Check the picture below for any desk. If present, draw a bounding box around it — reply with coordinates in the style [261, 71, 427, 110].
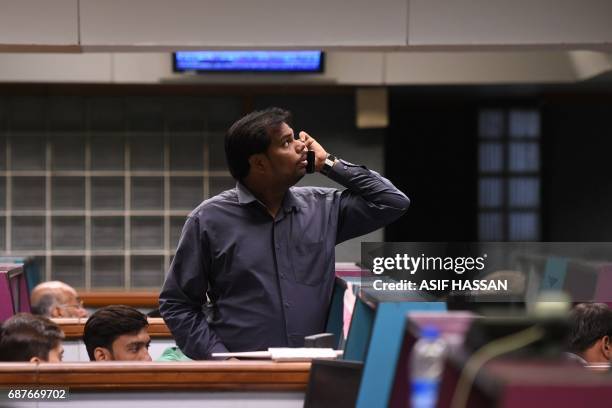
[438, 357, 612, 408]
[0, 361, 310, 407]
[79, 291, 159, 308]
[53, 317, 171, 340]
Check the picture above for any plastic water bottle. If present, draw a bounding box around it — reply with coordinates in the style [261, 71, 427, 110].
[410, 325, 447, 408]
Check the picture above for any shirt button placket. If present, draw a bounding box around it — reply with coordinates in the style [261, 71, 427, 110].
[276, 242, 285, 279]
[274, 222, 292, 341]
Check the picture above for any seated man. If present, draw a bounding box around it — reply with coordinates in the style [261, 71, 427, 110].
[30, 280, 88, 318]
[83, 305, 152, 361]
[0, 313, 64, 363]
[566, 303, 612, 365]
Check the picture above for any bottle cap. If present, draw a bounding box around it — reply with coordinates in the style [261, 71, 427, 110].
[420, 325, 440, 340]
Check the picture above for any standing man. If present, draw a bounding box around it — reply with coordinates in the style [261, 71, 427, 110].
[159, 107, 409, 359]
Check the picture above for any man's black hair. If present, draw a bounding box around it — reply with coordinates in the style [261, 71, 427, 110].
[83, 305, 148, 361]
[0, 313, 64, 362]
[225, 107, 292, 181]
[568, 303, 612, 353]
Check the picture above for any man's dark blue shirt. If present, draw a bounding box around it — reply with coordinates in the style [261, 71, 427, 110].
[159, 160, 409, 359]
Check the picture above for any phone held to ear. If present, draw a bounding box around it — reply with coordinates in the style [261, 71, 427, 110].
[296, 131, 316, 174]
[306, 150, 315, 173]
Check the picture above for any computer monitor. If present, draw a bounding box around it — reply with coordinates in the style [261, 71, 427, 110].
[303, 359, 363, 408]
[0, 264, 30, 321]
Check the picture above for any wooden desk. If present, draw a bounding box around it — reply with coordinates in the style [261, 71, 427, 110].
[79, 291, 159, 308]
[52, 317, 172, 340]
[437, 357, 612, 408]
[0, 361, 311, 391]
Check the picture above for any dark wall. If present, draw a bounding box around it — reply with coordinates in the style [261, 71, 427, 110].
[386, 85, 612, 243]
[386, 90, 478, 241]
[542, 101, 612, 241]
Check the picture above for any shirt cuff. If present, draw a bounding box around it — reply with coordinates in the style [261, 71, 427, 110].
[326, 159, 367, 185]
[207, 341, 230, 360]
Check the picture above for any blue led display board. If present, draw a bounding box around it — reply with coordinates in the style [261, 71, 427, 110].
[173, 50, 324, 73]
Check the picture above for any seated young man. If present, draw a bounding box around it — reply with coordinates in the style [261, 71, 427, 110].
[83, 305, 152, 361]
[566, 303, 612, 365]
[0, 313, 64, 363]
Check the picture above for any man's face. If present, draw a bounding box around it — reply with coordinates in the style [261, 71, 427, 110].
[262, 122, 307, 187]
[109, 328, 152, 361]
[46, 343, 64, 363]
[58, 288, 88, 318]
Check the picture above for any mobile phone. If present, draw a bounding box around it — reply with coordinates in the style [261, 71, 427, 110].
[306, 150, 315, 173]
[295, 131, 316, 173]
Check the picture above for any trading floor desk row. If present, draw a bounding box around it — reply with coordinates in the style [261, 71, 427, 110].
[2, 262, 612, 407]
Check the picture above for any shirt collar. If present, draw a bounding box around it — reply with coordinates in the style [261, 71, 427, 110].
[236, 182, 306, 213]
[282, 187, 307, 213]
[564, 352, 588, 365]
[236, 182, 258, 205]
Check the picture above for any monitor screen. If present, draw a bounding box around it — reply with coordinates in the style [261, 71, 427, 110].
[303, 359, 363, 408]
[173, 50, 324, 73]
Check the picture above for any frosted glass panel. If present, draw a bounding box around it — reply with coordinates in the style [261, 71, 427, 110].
[12, 177, 45, 210]
[478, 110, 504, 139]
[10, 134, 46, 170]
[51, 134, 85, 170]
[509, 178, 540, 207]
[12, 217, 45, 250]
[92, 257, 124, 288]
[509, 143, 539, 172]
[509, 212, 539, 241]
[479, 143, 503, 172]
[478, 213, 503, 241]
[132, 178, 163, 210]
[52, 257, 85, 288]
[92, 178, 124, 210]
[170, 177, 203, 210]
[52, 177, 85, 210]
[92, 217, 124, 249]
[131, 217, 163, 249]
[479, 178, 503, 208]
[509, 110, 540, 138]
[131, 256, 164, 288]
[52, 217, 85, 250]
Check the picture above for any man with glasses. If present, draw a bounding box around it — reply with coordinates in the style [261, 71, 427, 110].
[30, 281, 88, 318]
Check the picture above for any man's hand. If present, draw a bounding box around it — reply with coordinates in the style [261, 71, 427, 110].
[298, 131, 328, 172]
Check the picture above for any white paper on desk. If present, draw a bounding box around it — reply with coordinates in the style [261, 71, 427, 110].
[211, 350, 272, 359]
[212, 348, 343, 361]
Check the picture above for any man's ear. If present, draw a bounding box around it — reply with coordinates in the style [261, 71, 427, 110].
[248, 153, 268, 174]
[94, 347, 113, 361]
[50, 306, 63, 318]
[602, 335, 611, 359]
[29, 356, 42, 363]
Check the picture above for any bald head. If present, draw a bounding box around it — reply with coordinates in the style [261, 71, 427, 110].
[31, 281, 88, 318]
